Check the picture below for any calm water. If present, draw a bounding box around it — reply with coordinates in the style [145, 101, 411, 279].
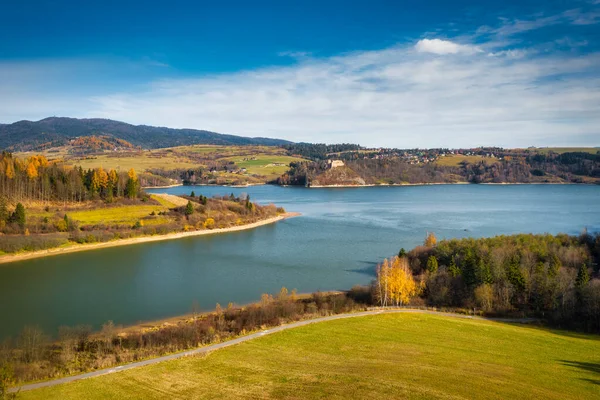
[1, 184, 599, 339]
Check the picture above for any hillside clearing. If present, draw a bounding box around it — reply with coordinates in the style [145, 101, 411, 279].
[19, 313, 600, 399]
[435, 155, 499, 167]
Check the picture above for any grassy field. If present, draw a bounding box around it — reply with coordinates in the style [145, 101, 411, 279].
[435, 155, 499, 167]
[17, 144, 307, 183]
[223, 154, 306, 177]
[533, 147, 599, 155]
[71, 153, 200, 171]
[20, 313, 600, 399]
[67, 204, 166, 225]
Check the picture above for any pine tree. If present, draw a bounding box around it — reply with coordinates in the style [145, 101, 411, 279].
[448, 258, 461, 277]
[576, 264, 590, 289]
[426, 255, 438, 274]
[13, 202, 26, 229]
[185, 201, 194, 216]
[126, 168, 139, 199]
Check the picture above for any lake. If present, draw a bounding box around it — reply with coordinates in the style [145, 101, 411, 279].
[1, 184, 599, 339]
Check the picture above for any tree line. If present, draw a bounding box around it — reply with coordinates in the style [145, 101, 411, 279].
[374, 231, 600, 332]
[0, 152, 140, 203]
[277, 151, 600, 186]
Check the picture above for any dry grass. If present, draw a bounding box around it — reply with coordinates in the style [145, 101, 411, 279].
[435, 155, 499, 166]
[19, 313, 600, 400]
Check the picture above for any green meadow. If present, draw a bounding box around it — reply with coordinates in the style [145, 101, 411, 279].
[20, 313, 600, 399]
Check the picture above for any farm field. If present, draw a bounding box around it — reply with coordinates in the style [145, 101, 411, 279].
[27, 195, 172, 226]
[435, 154, 499, 166]
[16, 144, 308, 184]
[20, 313, 600, 400]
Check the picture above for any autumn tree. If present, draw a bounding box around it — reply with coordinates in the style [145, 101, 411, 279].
[89, 170, 100, 196]
[108, 169, 118, 194]
[26, 161, 38, 179]
[376, 256, 418, 307]
[474, 284, 494, 312]
[424, 232, 437, 247]
[97, 167, 109, 194]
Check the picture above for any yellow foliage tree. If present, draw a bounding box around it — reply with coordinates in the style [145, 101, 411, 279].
[97, 167, 109, 189]
[424, 232, 437, 247]
[108, 169, 118, 187]
[376, 256, 417, 307]
[26, 162, 38, 179]
[204, 218, 215, 229]
[90, 170, 100, 194]
[5, 161, 14, 179]
[38, 155, 49, 168]
[127, 168, 137, 181]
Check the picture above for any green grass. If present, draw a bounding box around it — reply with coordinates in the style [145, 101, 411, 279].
[68, 204, 167, 225]
[224, 155, 306, 177]
[20, 313, 600, 399]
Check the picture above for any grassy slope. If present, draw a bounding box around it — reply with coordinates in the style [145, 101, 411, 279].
[435, 155, 499, 167]
[28, 195, 173, 226]
[224, 154, 308, 178]
[17, 145, 308, 183]
[72, 153, 199, 171]
[21, 313, 600, 400]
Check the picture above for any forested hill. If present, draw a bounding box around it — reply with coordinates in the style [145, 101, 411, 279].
[0, 117, 292, 151]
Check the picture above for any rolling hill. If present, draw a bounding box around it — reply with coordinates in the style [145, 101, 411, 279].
[18, 312, 600, 399]
[0, 117, 291, 151]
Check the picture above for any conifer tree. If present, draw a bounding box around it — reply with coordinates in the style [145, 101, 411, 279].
[185, 201, 194, 216]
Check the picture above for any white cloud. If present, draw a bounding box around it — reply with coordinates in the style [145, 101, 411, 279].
[415, 39, 480, 55]
[1, 16, 599, 148]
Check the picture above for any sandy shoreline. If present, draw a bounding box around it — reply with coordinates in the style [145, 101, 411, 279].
[0, 212, 300, 265]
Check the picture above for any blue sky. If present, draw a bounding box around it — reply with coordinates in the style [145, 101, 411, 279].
[1, 0, 599, 147]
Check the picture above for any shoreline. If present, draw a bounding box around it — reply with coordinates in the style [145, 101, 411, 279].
[118, 290, 343, 335]
[0, 212, 301, 265]
[144, 183, 268, 189]
[146, 181, 593, 190]
[307, 181, 585, 188]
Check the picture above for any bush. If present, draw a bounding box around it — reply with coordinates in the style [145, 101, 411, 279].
[0, 233, 69, 253]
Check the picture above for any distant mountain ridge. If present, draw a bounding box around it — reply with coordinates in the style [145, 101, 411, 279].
[0, 117, 292, 151]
